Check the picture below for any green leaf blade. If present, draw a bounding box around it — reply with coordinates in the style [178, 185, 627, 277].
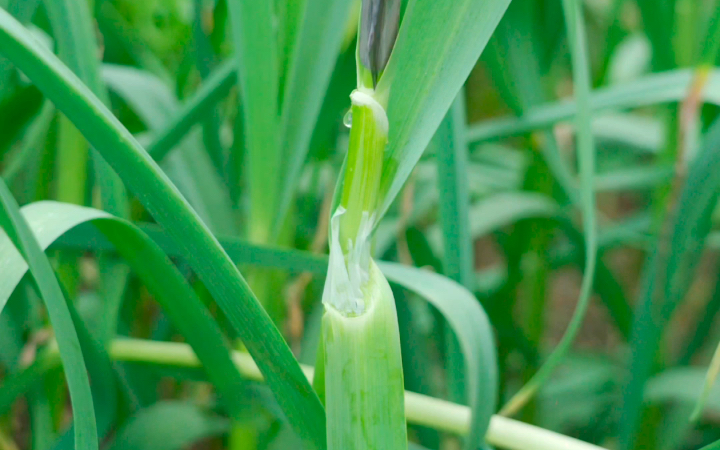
[376, 0, 512, 217]
[0, 179, 98, 450]
[380, 262, 498, 449]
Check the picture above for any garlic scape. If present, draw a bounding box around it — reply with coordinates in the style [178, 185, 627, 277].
[320, 86, 406, 450]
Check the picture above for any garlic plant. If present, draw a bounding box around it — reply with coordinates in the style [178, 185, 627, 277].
[320, 1, 406, 448]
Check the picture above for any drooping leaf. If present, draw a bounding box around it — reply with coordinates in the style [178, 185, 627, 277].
[0, 179, 97, 450]
[380, 262, 497, 450]
[0, 201, 247, 419]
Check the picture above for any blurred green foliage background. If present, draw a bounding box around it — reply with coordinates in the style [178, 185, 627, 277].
[3, 0, 720, 449]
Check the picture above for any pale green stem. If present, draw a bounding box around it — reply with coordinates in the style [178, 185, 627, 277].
[40, 338, 607, 450]
[338, 89, 387, 251]
[323, 260, 406, 450]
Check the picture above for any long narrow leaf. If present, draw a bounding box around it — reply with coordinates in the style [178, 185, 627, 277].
[146, 58, 236, 162]
[436, 97, 474, 288]
[49, 295, 118, 450]
[227, 0, 281, 238]
[375, 0, 512, 218]
[434, 96, 474, 436]
[0, 179, 97, 450]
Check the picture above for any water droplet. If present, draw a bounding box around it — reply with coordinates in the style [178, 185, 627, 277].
[343, 109, 352, 128]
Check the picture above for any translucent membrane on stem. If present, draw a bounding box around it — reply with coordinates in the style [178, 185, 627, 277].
[323, 207, 374, 314]
[323, 260, 406, 450]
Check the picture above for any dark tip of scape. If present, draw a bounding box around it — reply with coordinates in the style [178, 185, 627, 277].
[359, 0, 400, 87]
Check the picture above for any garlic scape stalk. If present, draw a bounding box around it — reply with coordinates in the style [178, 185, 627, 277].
[318, 2, 405, 448]
[320, 87, 406, 449]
